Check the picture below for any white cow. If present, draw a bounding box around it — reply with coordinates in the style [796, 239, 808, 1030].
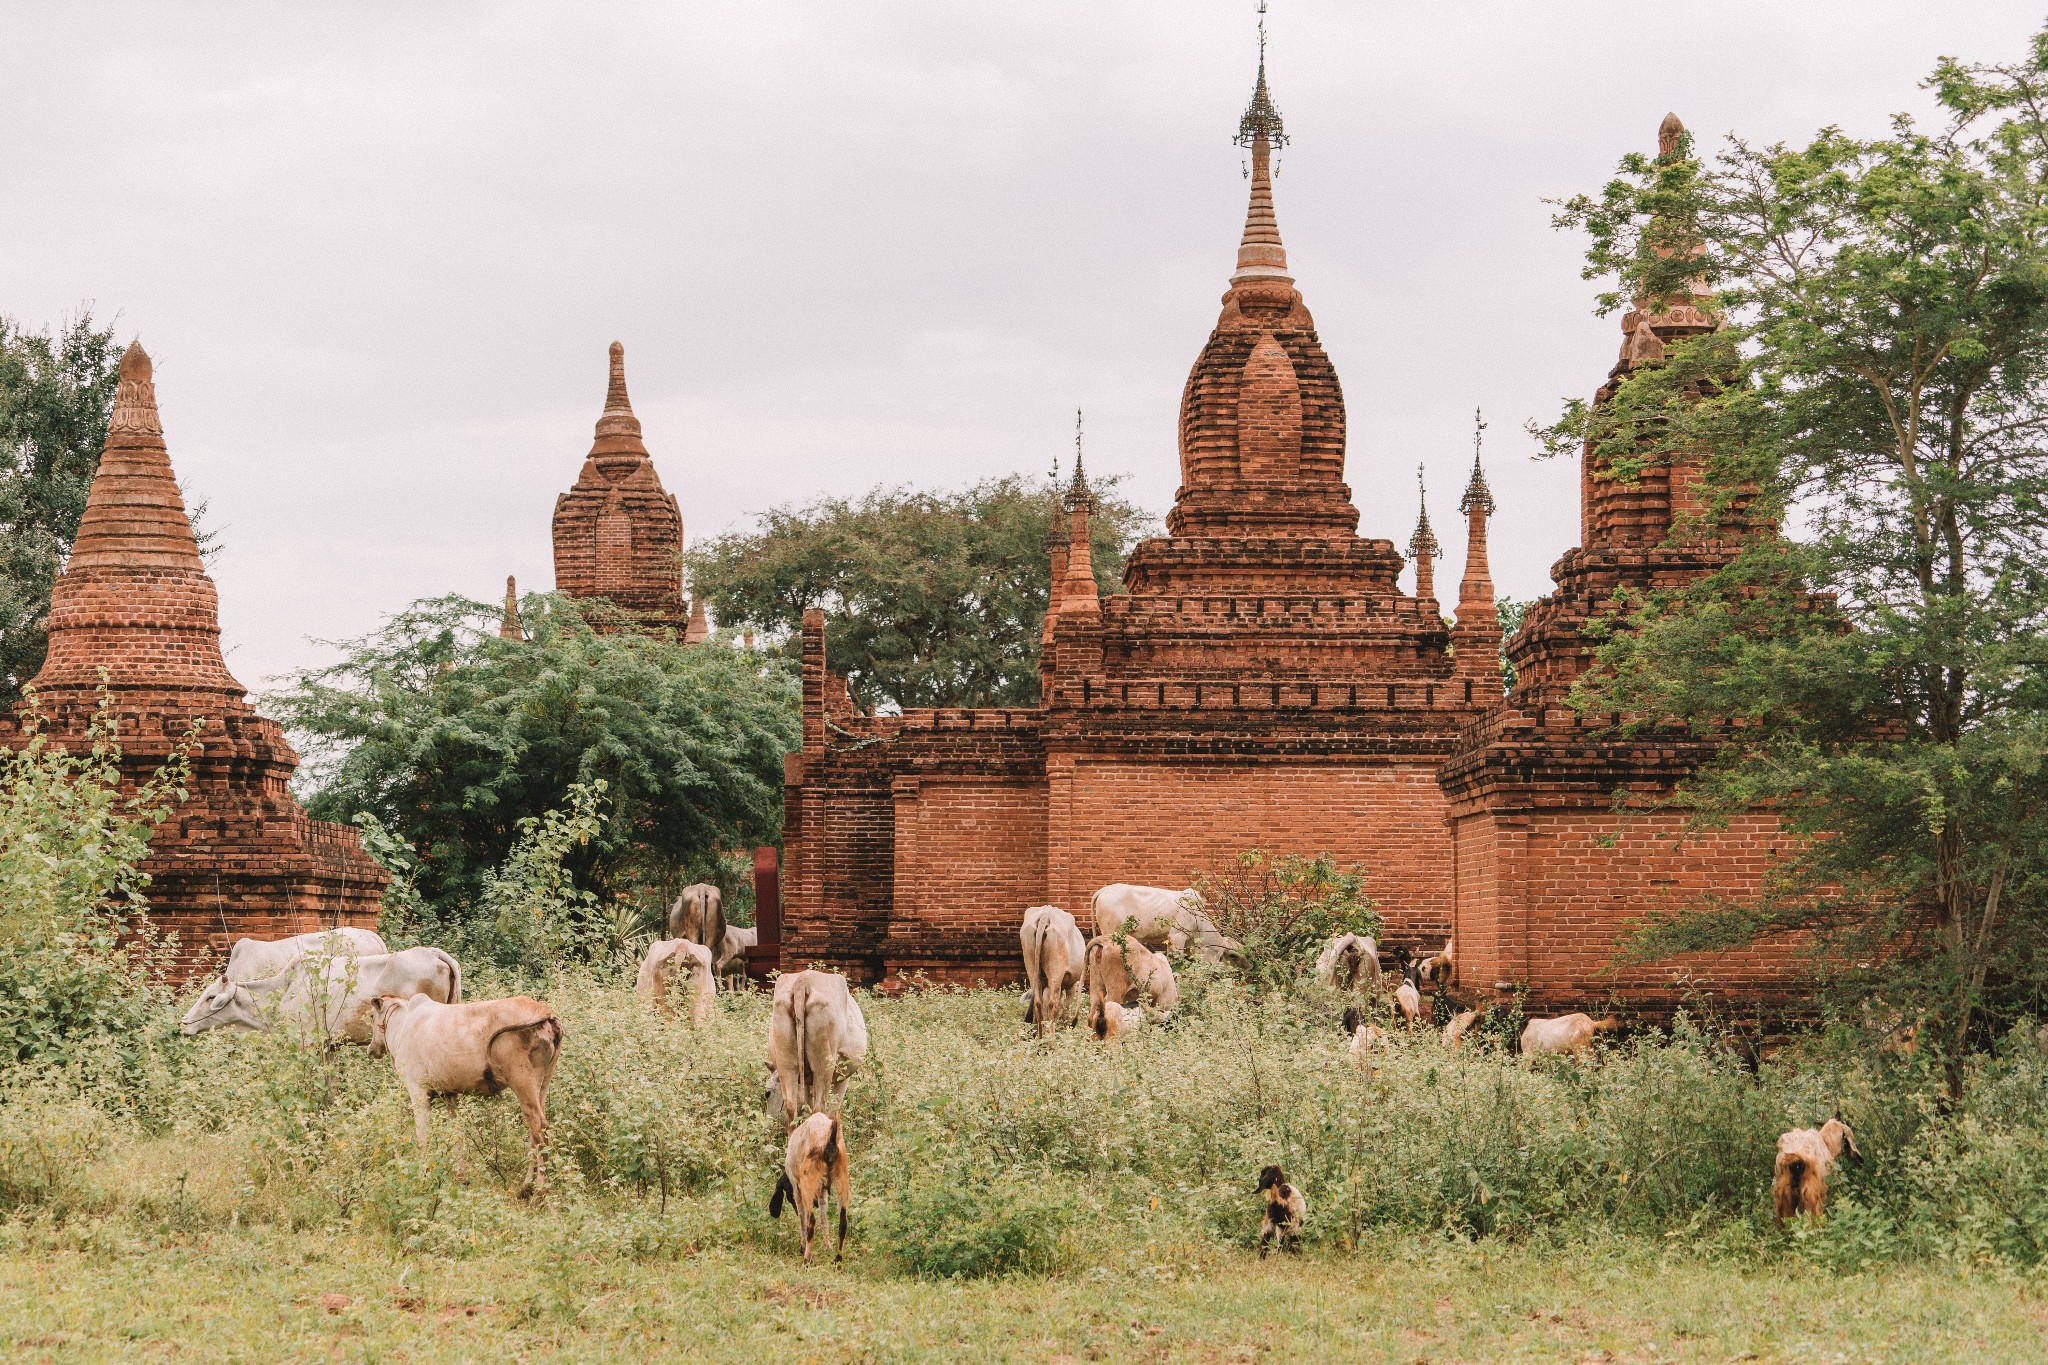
[1088, 884, 1245, 965]
[368, 992, 562, 1198]
[1518, 1013, 1622, 1058]
[766, 970, 869, 1127]
[180, 945, 462, 1043]
[1020, 905, 1088, 1034]
[222, 927, 387, 984]
[1314, 934, 1381, 991]
[637, 938, 716, 1023]
[716, 925, 758, 990]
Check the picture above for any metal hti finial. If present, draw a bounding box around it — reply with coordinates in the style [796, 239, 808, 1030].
[1064, 408, 1094, 510]
[1409, 463, 1440, 560]
[1461, 407, 1496, 516]
[1236, 1, 1287, 150]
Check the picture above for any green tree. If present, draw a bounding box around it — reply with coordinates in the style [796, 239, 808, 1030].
[0, 312, 121, 703]
[271, 593, 799, 911]
[1543, 30, 2048, 1066]
[685, 473, 1151, 711]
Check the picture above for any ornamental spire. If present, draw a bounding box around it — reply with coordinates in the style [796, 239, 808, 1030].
[1409, 464, 1440, 602]
[1454, 409, 1500, 683]
[1460, 408, 1495, 516]
[1230, 3, 1292, 288]
[1064, 407, 1094, 510]
[500, 575, 524, 640]
[589, 340, 650, 474]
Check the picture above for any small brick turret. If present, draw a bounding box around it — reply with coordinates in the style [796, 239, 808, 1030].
[3, 342, 387, 975]
[1452, 413, 1500, 686]
[552, 342, 687, 636]
[1408, 466, 1440, 605]
[499, 575, 524, 640]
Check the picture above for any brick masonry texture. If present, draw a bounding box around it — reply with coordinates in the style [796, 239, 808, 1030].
[2, 343, 387, 978]
[781, 107, 1816, 1015]
[552, 341, 688, 636]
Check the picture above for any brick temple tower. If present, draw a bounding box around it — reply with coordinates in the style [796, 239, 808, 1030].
[1438, 114, 1801, 1011]
[552, 341, 688, 635]
[779, 39, 1493, 984]
[3, 342, 386, 970]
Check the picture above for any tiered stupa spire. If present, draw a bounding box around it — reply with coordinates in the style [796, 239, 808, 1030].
[7, 340, 386, 973]
[500, 575, 524, 640]
[1453, 409, 1500, 683]
[552, 341, 688, 636]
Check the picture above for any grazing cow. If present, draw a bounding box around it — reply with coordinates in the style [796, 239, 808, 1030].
[636, 938, 716, 1023]
[1256, 1165, 1307, 1256]
[668, 882, 727, 956]
[1314, 934, 1381, 992]
[716, 925, 758, 990]
[222, 927, 387, 984]
[767, 970, 869, 1127]
[1088, 884, 1245, 965]
[1020, 905, 1088, 1034]
[1392, 980, 1423, 1029]
[367, 993, 562, 1198]
[1443, 1008, 1482, 1049]
[1773, 1118, 1861, 1224]
[1085, 933, 1179, 1038]
[770, 1111, 851, 1264]
[1518, 1013, 1623, 1058]
[181, 945, 462, 1043]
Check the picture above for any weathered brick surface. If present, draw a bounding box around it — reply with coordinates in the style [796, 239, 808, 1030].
[1, 343, 387, 979]
[551, 342, 687, 635]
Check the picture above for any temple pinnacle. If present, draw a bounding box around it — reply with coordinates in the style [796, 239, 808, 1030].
[1658, 112, 1685, 160]
[1064, 408, 1093, 510]
[1229, 4, 1292, 288]
[1460, 408, 1495, 516]
[1409, 464, 1440, 560]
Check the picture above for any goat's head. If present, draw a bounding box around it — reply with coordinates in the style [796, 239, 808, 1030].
[1822, 1116, 1861, 1163]
[1255, 1164, 1286, 1194]
[1340, 1006, 1363, 1036]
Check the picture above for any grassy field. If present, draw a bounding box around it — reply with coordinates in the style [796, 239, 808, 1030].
[2, 978, 2045, 1362]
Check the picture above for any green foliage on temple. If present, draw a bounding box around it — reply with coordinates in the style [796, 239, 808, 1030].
[0, 312, 120, 704]
[684, 473, 1151, 711]
[1543, 27, 2048, 1071]
[271, 593, 799, 918]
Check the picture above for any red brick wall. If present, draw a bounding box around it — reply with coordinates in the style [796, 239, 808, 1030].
[884, 775, 1048, 986]
[1452, 805, 1805, 1012]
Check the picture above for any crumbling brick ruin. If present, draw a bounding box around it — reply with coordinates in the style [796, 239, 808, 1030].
[552, 341, 691, 635]
[781, 81, 1804, 1009]
[1, 343, 387, 972]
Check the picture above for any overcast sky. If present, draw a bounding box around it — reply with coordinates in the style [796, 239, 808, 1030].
[4, 2, 2042, 690]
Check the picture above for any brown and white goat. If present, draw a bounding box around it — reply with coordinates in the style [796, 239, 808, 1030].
[1255, 1164, 1307, 1256]
[771, 1111, 851, 1263]
[1773, 1118, 1860, 1224]
[1518, 1012, 1622, 1058]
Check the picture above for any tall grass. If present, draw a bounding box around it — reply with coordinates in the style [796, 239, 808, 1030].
[4, 965, 2047, 1279]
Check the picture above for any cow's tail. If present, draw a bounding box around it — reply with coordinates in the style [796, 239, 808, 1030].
[1086, 940, 1109, 1039]
[794, 976, 817, 1115]
[1022, 914, 1048, 1026]
[434, 947, 463, 1004]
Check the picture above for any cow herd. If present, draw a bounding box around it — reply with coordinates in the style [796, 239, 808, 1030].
[176, 877, 1858, 1261]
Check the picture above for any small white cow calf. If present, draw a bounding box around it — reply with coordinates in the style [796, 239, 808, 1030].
[222, 927, 387, 983]
[637, 938, 716, 1023]
[181, 945, 462, 1043]
[1518, 1012, 1622, 1058]
[1089, 884, 1245, 965]
[767, 970, 869, 1127]
[368, 993, 563, 1198]
[1314, 934, 1380, 991]
[716, 925, 758, 990]
[1020, 905, 1088, 1034]
[770, 1111, 851, 1264]
[1085, 933, 1179, 1038]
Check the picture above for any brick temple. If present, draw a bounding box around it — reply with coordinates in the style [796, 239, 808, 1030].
[552, 341, 693, 636]
[780, 74, 1801, 1008]
[2, 343, 386, 969]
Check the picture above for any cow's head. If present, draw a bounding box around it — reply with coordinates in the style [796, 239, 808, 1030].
[366, 994, 407, 1057]
[179, 977, 258, 1035]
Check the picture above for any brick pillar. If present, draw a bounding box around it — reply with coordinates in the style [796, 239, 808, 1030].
[747, 845, 781, 982]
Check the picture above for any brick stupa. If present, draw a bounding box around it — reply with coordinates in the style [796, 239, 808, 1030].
[552, 342, 687, 635]
[3, 342, 386, 971]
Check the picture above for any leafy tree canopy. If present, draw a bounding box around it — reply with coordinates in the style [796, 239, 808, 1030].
[685, 473, 1152, 711]
[1542, 29, 2048, 1061]
[0, 312, 120, 703]
[270, 593, 800, 910]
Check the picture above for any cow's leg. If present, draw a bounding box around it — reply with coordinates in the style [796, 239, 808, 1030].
[514, 1085, 550, 1198]
[405, 1081, 434, 1152]
[433, 1093, 467, 1178]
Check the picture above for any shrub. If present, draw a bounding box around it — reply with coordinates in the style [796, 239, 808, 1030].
[1194, 851, 1381, 990]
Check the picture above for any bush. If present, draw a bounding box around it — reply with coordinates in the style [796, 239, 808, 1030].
[1194, 851, 1381, 990]
[873, 1154, 1076, 1279]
